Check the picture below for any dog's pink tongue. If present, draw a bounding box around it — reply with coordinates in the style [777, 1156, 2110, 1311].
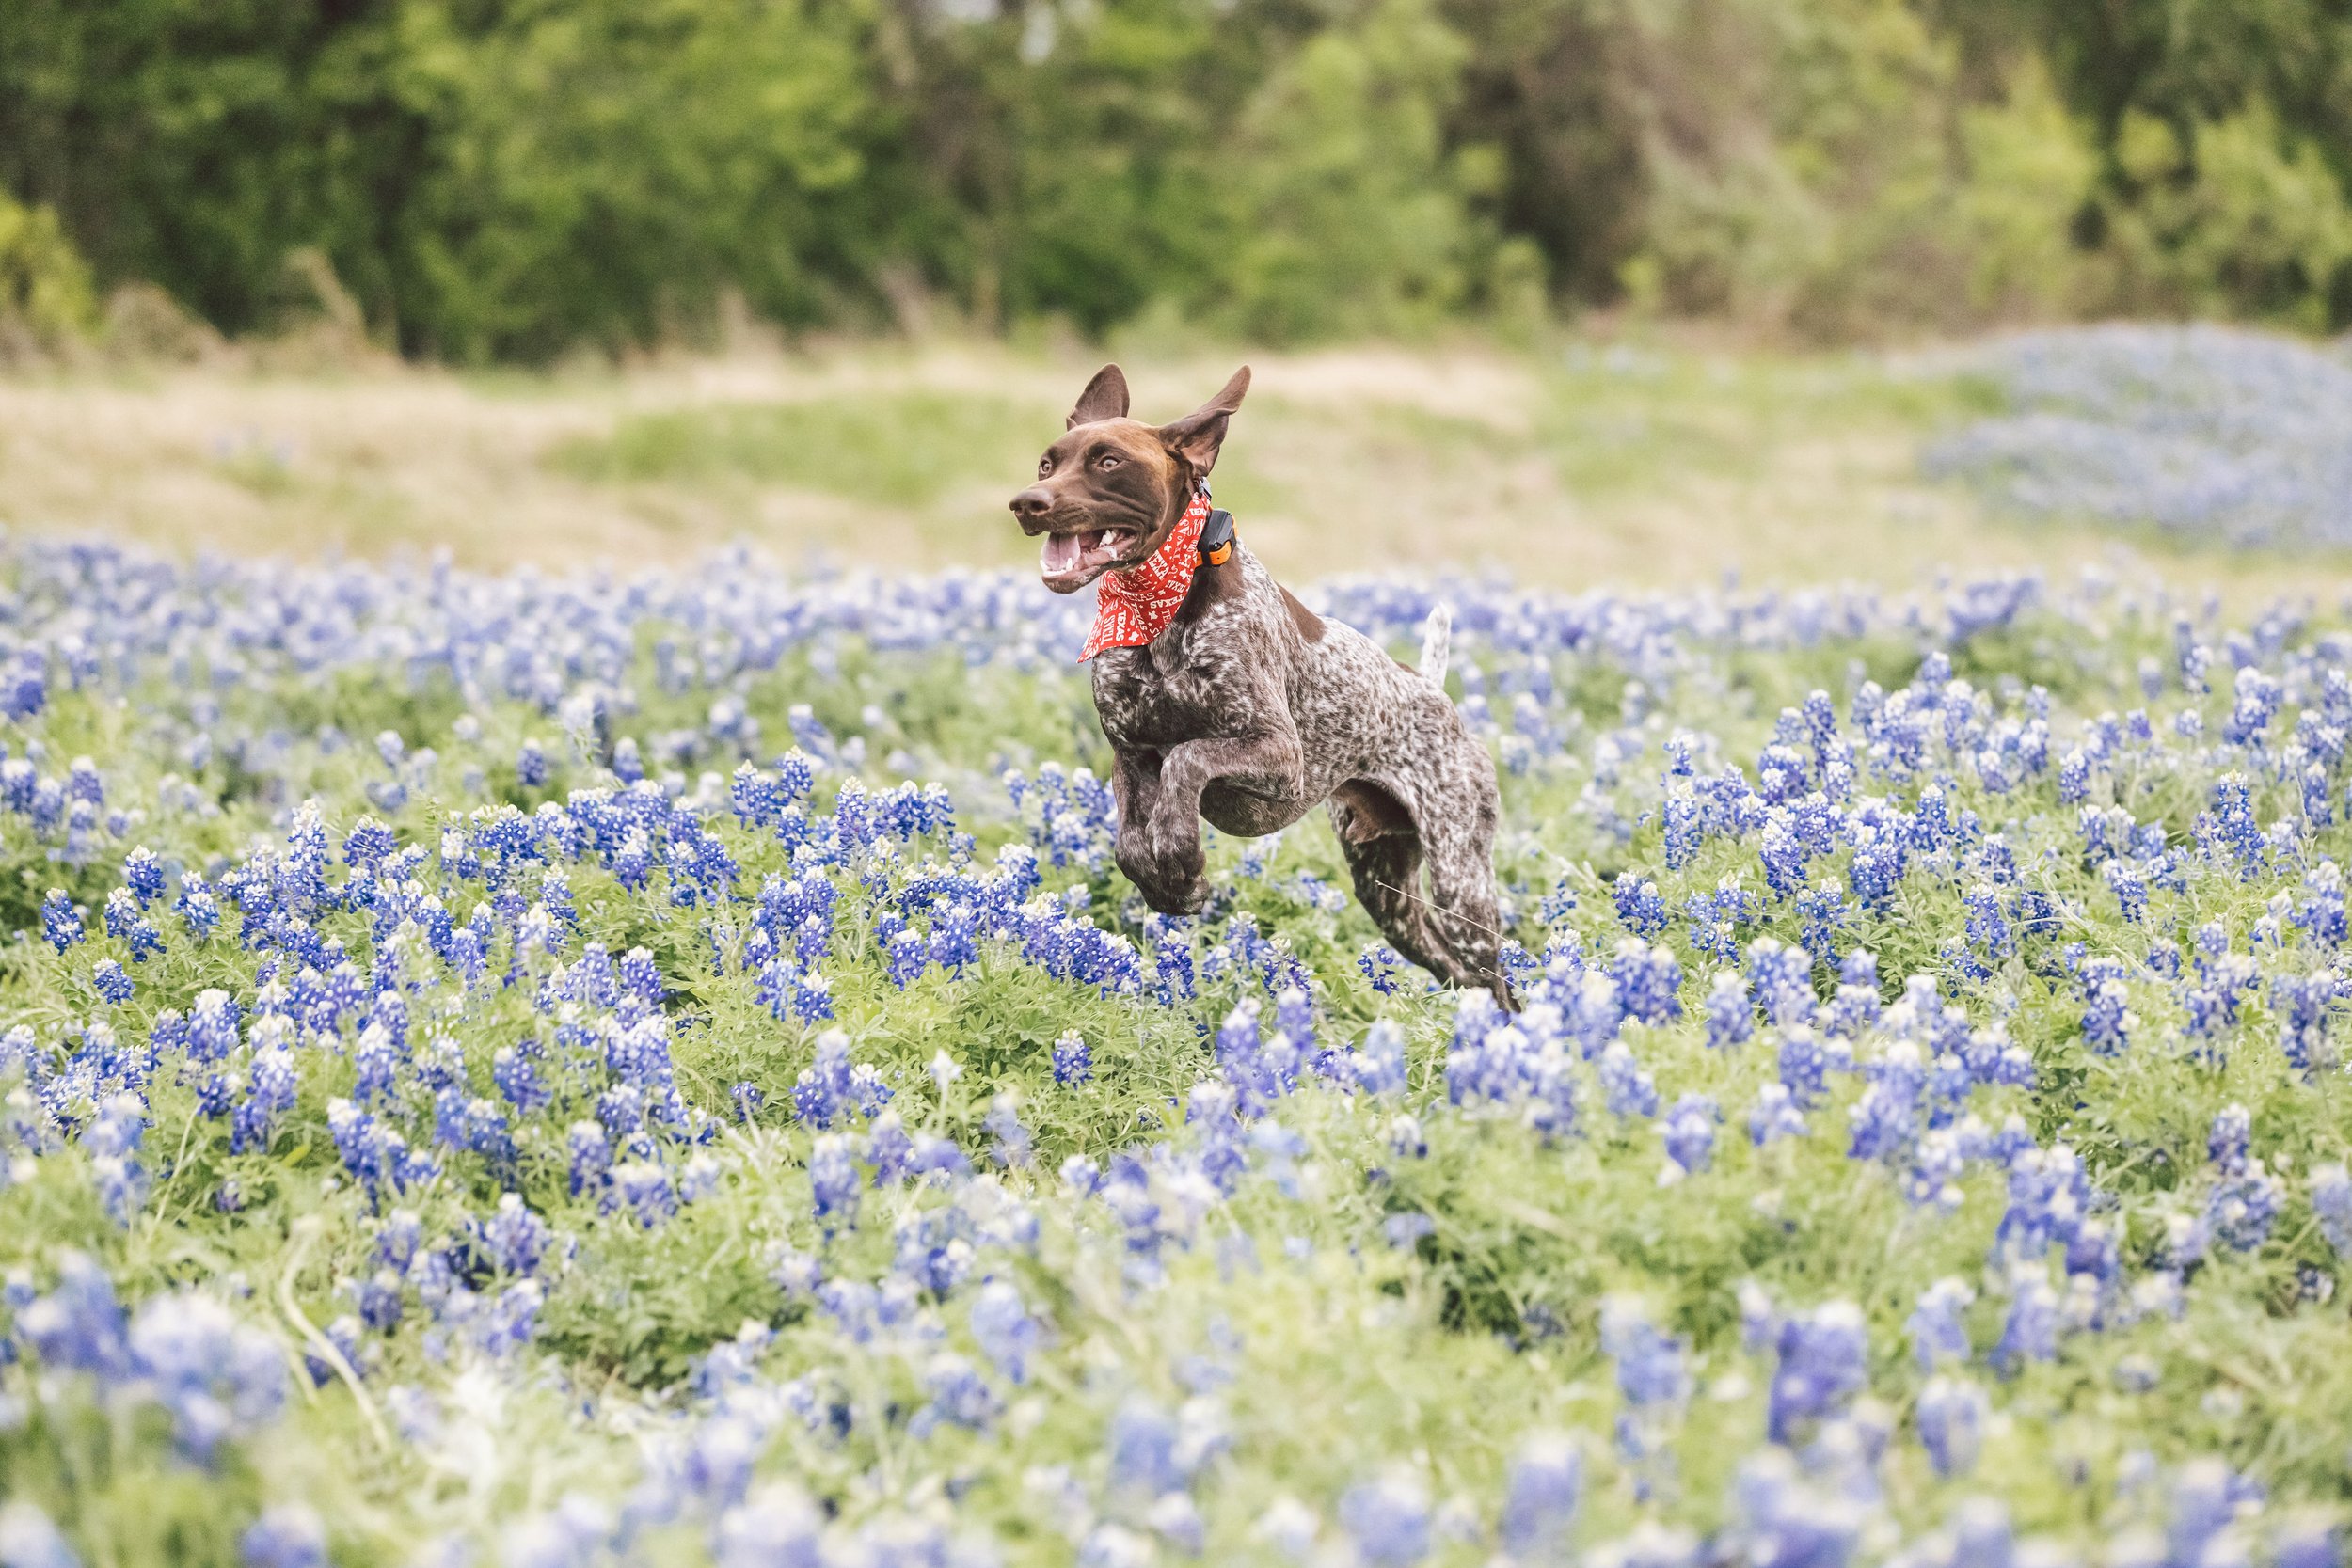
[1041, 533, 1086, 576]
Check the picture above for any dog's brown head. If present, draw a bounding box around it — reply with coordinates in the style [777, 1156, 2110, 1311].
[1010, 363, 1250, 594]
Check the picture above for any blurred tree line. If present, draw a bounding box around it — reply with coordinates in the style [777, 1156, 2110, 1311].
[4, 0, 2351, 360]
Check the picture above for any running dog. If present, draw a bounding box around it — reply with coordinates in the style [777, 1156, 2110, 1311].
[1009, 364, 1510, 1005]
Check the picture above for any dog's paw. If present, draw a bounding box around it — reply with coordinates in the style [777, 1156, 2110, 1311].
[1112, 838, 1158, 892]
[1147, 823, 1206, 884]
[1133, 876, 1208, 918]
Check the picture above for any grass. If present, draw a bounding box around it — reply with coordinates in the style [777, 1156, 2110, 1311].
[6, 334, 2347, 604]
[546, 390, 1066, 507]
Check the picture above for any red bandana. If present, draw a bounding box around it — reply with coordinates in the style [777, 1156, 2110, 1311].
[1079, 485, 1215, 662]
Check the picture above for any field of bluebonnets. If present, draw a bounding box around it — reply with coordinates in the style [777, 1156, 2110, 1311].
[9, 326, 2352, 1568]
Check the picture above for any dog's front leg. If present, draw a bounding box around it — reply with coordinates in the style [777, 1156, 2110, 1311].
[1108, 748, 1189, 911]
[1147, 730, 1305, 911]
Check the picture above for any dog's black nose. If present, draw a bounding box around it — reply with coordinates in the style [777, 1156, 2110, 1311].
[1009, 488, 1052, 520]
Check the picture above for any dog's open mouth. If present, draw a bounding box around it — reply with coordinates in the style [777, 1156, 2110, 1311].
[1039, 527, 1138, 590]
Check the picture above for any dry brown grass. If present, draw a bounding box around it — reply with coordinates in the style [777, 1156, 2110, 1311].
[5, 339, 2347, 606]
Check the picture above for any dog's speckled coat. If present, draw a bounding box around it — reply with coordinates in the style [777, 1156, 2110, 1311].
[1009, 365, 1510, 1005]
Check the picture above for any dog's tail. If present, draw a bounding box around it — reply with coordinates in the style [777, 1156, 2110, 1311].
[1418, 602, 1452, 688]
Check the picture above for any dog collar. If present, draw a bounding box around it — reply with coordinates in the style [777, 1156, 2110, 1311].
[1079, 483, 1224, 661]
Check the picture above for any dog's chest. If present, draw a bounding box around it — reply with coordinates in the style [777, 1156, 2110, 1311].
[1089, 639, 1246, 751]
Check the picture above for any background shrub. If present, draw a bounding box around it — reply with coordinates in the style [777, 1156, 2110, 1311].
[5, 0, 2352, 356]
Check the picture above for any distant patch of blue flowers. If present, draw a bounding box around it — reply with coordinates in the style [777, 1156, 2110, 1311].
[1923, 325, 2352, 546]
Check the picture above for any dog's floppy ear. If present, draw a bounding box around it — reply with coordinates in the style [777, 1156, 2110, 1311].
[1066, 364, 1131, 429]
[1157, 366, 1250, 473]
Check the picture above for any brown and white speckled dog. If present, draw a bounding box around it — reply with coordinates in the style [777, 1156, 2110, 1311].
[1009, 363, 1511, 1005]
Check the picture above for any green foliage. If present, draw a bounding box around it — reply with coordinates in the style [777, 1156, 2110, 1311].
[388, 0, 878, 360]
[6, 0, 2352, 355]
[12, 555, 2352, 1556]
[0, 189, 95, 349]
[1209, 0, 1485, 341]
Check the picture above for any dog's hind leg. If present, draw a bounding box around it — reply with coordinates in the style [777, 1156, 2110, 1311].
[1335, 829, 1453, 981]
[1328, 779, 1481, 993]
[1416, 785, 1514, 1009]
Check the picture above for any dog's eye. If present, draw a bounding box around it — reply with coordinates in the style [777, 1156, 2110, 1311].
[1097, 453, 1121, 469]
[1037, 456, 1053, 478]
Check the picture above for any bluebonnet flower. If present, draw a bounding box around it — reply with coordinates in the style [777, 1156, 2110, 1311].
[1661, 787, 1702, 870]
[808, 1134, 860, 1226]
[1500, 1433, 1581, 1557]
[1992, 1272, 2062, 1371]
[2209, 1103, 2252, 1172]
[2080, 971, 2133, 1055]
[1847, 1042, 1926, 1163]
[2271, 974, 2334, 1073]
[232, 1026, 298, 1155]
[1339, 1469, 1430, 1568]
[884, 927, 929, 988]
[1964, 883, 2012, 960]
[1705, 969, 1753, 1050]
[1568, 970, 1623, 1057]
[618, 945, 662, 1005]
[2205, 1163, 2283, 1253]
[1597, 1041, 1657, 1118]
[986, 1092, 1033, 1168]
[241, 1507, 325, 1568]
[1051, 1032, 1092, 1085]
[2200, 775, 2266, 879]
[1915, 1376, 1986, 1476]
[1795, 881, 1851, 963]
[90, 960, 134, 1005]
[565, 1121, 612, 1198]
[1610, 938, 1682, 1023]
[1383, 1212, 1436, 1250]
[1187, 1081, 1247, 1191]
[175, 875, 221, 940]
[103, 888, 163, 961]
[863, 1109, 912, 1186]
[1107, 1397, 1182, 1497]
[85, 1093, 149, 1224]
[40, 890, 81, 954]
[1908, 1278, 1974, 1370]
[1853, 827, 1910, 911]
[791, 1030, 862, 1128]
[1993, 1142, 2090, 1267]
[911, 1352, 999, 1435]
[1747, 938, 1813, 1029]
[1660, 1093, 1717, 1179]
[1725, 1449, 1862, 1568]
[480, 1194, 549, 1275]
[0, 1503, 80, 1568]
[1602, 1298, 1689, 1409]
[1766, 1301, 1867, 1444]
[1613, 874, 1667, 938]
[1352, 1019, 1408, 1096]
[2312, 1164, 2352, 1257]
[1750, 1084, 1807, 1147]
[1775, 1025, 1831, 1109]
[1820, 949, 1881, 1037]
[612, 1162, 675, 1227]
[357, 1270, 403, 1332]
[968, 1280, 1041, 1384]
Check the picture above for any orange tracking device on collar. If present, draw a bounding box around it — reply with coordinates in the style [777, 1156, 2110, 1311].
[1199, 508, 1236, 566]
